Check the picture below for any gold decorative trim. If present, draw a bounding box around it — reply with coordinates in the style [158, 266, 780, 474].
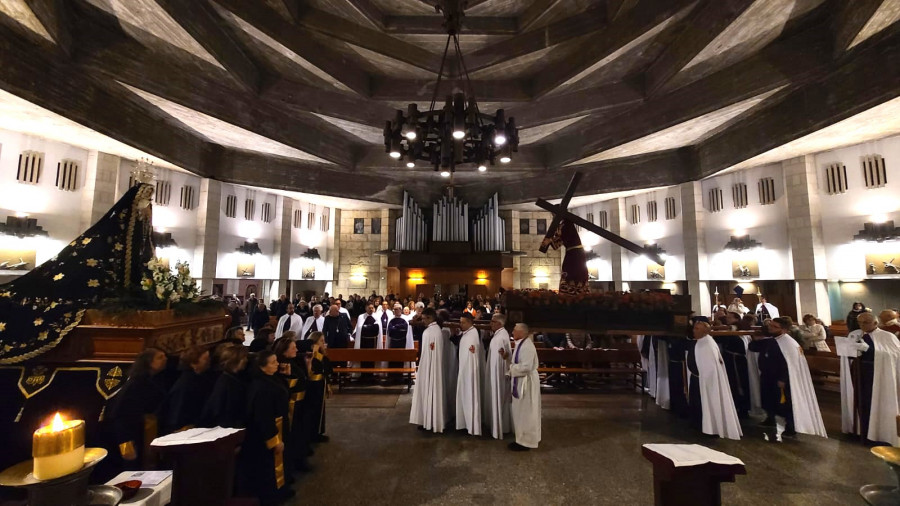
[0, 308, 87, 365]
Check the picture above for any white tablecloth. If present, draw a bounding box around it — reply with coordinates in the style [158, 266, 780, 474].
[105, 471, 172, 506]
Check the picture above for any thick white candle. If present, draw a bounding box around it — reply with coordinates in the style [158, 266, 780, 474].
[32, 413, 85, 480]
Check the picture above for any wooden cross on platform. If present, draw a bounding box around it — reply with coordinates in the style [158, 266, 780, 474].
[536, 172, 668, 266]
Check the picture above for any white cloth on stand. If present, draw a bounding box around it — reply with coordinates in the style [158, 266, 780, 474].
[410, 322, 446, 432]
[776, 335, 827, 437]
[456, 327, 485, 435]
[483, 328, 512, 439]
[510, 336, 541, 448]
[691, 335, 742, 440]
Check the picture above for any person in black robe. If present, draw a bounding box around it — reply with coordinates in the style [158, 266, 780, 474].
[274, 334, 311, 473]
[106, 348, 168, 471]
[157, 346, 213, 434]
[358, 304, 381, 373]
[322, 304, 352, 349]
[303, 332, 331, 444]
[251, 302, 271, 333]
[717, 333, 751, 418]
[296, 300, 311, 321]
[686, 334, 703, 430]
[201, 344, 249, 428]
[241, 351, 292, 506]
[249, 327, 275, 353]
[748, 318, 794, 436]
[387, 305, 411, 369]
[847, 301, 867, 332]
[660, 335, 690, 417]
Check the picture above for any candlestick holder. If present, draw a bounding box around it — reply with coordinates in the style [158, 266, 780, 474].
[0, 448, 121, 506]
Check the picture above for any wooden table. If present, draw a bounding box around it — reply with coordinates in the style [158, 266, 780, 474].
[642, 445, 746, 506]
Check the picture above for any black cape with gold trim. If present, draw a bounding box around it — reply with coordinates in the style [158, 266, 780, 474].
[0, 184, 154, 364]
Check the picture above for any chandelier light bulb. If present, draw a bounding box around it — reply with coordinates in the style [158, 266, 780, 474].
[389, 151, 401, 159]
[478, 165, 487, 172]
[440, 170, 450, 177]
[500, 155, 511, 163]
[452, 130, 465, 140]
[494, 134, 506, 145]
[406, 161, 415, 168]
[405, 131, 417, 141]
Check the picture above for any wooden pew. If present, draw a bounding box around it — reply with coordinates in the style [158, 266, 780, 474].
[535, 348, 643, 390]
[326, 348, 419, 391]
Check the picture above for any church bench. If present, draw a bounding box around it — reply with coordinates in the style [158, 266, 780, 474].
[535, 348, 643, 390]
[805, 354, 841, 386]
[326, 348, 419, 391]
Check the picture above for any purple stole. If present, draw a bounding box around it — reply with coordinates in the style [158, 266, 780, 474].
[512, 341, 524, 399]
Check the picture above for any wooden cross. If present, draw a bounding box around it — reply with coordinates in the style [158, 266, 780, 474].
[536, 172, 667, 266]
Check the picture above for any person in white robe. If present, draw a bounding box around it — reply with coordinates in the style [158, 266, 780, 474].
[440, 311, 458, 419]
[301, 304, 326, 339]
[688, 320, 742, 440]
[754, 296, 780, 320]
[274, 304, 304, 339]
[409, 309, 445, 432]
[501, 323, 541, 450]
[483, 314, 512, 439]
[354, 304, 383, 349]
[837, 312, 900, 445]
[456, 313, 485, 436]
[727, 298, 750, 315]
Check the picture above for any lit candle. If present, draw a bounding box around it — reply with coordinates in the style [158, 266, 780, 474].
[32, 413, 85, 480]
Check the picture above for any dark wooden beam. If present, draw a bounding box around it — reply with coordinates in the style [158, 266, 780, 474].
[341, 0, 386, 30]
[262, 78, 395, 129]
[643, 0, 754, 97]
[154, 0, 262, 94]
[292, 7, 438, 74]
[215, 0, 372, 96]
[543, 25, 834, 167]
[606, 0, 639, 21]
[383, 15, 518, 35]
[0, 16, 214, 176]
[506, 81, 643, 128]
[464, 6, 607, 73]
[460, 149, 694, 204]
[518, 0, 564, 32]
[370, 77, 531, 102]
[531, 0, 693, 98]
[832, 0, 885, 56]
[696, 21, 900, 178]
[24, 0, 73, 55]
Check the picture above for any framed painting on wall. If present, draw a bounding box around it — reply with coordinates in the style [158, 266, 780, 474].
[866, 253, 900, 275]
[354, 218, 365, 234]
[588, 265, 599, 280]
[0, 248, 36, 272]
[237, 261, 255, 277]
[371, 218, 381, 234]
[732, 260, 759, 278]
[349, 277, 367, 289]
[302, 265, 316, 279]
[536, 219, 547, 234]
[647, 263, 665, 280]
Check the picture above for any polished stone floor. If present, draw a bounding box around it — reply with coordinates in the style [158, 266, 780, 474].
[291, 385, 894, 505]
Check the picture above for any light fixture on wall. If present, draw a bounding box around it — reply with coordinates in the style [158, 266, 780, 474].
[152, 231, 178, 249]
[854, 220, 900, 242]
[381, 0, 518, 175]
[236, 240, 262, 255]
[300, 248, 321, 260]
[642, 243, 668, 261]
[0, 215, 49, 238]
[724, 235, 762, 251]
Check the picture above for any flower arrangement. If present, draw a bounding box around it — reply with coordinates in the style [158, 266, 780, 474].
[141, 258, 200, 308]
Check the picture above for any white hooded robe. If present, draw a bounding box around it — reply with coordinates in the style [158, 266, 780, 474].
[410, 322, 445, 432]
[456, 327, 485, 435]
[839, 328, 900, 445]
[510, 336, 541, 448]
[691, 335, 742, 440]
[776, 335, 827, 437]
[483, 328, 512, 439]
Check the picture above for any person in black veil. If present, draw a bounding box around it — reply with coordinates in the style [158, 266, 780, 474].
[274, 334, 311, 473]
[158, 346, 213, 434]
[201, 344, 249, 428]
[303, 332, 331, 445]
[240, 351, 293, 506]
[106, 348, 167, 471]
[0, 183, 155, 364]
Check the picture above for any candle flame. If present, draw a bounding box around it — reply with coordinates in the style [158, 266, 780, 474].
[50, 412, 65, 432]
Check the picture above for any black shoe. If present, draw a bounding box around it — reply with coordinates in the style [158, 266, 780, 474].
[508, 442, 530, 452]
[782, 428, 797, 437]
[315, 434, 330, 443]
[759, 417, 776, 427]
[296, 461, 313, 473]
[417, 425, 428, 431]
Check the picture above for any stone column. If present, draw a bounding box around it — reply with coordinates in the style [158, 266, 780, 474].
[379, 208, 393, 295]
[680, 181, 711, 316]
[608, 199, 626, 291]
[783, 155, 831, 324]
[273, 197, 293, 297]
[80, 151, 120, 230]
[193, 178, 221, 292]
[500, 210, 521, 289]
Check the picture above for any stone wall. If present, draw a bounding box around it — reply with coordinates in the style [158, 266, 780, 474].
[332, 209, 391, 297]
[508, 210, 562, 289]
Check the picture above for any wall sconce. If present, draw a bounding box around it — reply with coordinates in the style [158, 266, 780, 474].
[408, 277, 425, 284]
[152, 231, 178, 249]
[641, 243, 668, 263]
[854, 221, 900, 242]
[724, 235, 762, 251]
[0, 215, 48, 238]
[236, 240, 262, 255]
[300, 247, 321, 260]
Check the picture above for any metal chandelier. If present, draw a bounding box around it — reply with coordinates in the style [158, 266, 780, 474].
[382, 1, 518, 177]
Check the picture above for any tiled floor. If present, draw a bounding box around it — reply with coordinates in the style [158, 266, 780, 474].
[289, 384, 892, 505]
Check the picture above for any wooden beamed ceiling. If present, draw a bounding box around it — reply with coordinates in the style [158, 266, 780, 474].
[0, 0, 897, 205]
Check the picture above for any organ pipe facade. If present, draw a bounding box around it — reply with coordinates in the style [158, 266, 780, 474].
[471, 193, 505, 251]
[395, 191, 428, 251]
